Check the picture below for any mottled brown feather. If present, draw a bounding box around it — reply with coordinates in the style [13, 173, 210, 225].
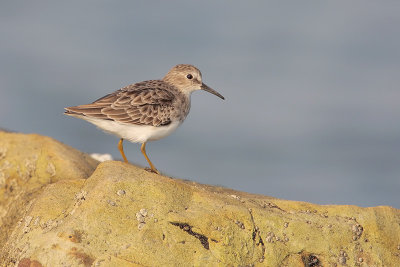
[65, 80, 183, 127]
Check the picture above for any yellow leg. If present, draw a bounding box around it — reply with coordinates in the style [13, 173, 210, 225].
[141, 142, 160, 174]
[118, 138, 129, 163]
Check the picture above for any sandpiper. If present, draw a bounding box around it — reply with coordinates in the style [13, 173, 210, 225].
[64, 64, 224, 174]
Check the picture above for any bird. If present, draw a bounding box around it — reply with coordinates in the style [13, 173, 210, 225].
[64, 64, 224, 174]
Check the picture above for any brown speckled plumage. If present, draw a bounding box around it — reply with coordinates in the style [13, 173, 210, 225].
[65, 80, 190, 127]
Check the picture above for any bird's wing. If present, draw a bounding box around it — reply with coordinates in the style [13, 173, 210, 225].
[65, 82, 176, 126]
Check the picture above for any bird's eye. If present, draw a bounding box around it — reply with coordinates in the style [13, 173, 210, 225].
[186, 74, 193, 79]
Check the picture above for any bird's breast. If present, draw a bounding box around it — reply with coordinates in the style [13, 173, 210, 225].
[172, 94, 191, 122]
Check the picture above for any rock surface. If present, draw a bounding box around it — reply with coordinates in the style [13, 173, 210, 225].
[0, 131, 99, 254]
[1, 132, 400, 266]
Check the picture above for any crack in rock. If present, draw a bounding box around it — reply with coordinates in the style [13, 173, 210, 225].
[170, 222, 216, 250]
[301, 253, 320, 267]
[248, 208, 266, 262]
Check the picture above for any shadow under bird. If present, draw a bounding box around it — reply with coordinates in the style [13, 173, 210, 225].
[64, 64, 224, 174]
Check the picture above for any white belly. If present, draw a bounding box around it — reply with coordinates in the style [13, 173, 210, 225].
[83, 117, 181, 143]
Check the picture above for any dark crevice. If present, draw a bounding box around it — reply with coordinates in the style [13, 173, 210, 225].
[248, 208, 266, 261]
[170, 222, 214, 250]
[301, 253, 320, 267]
[258, 235, 265, 252]
[262, 201, 286, 212]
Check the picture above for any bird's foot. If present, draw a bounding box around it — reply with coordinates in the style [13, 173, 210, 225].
[145, 167, 160, 175]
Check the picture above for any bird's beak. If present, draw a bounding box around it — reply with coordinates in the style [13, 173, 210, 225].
[201, 83, 225, 100]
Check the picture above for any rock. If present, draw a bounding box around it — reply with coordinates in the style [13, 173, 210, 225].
[0, 131, 99, 250]
[1, 132, 400, 266]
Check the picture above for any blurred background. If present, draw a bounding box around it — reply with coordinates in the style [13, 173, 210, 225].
[1, 1, 399, 208]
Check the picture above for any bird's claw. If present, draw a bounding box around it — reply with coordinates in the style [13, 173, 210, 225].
[145, 167, 160, 175]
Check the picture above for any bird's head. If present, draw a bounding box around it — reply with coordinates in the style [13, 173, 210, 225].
[163, 64, 224, 100]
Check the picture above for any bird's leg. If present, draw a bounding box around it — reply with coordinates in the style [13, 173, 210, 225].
[141, 142, 160, 174]
[118, 138, 129, 163]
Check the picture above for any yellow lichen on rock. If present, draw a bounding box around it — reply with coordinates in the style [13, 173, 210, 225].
[0, 131, 99, 250]
[1, 132, 400, 266]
